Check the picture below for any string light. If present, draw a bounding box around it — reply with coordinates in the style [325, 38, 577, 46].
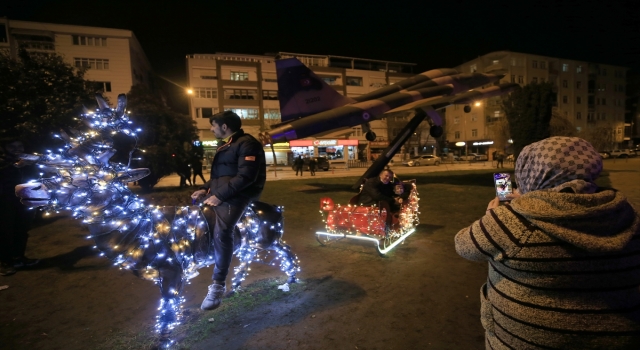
[14, 93, 301, 347]
[316, 182, 420, 255]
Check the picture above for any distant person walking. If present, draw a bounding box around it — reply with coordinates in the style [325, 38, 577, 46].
[191, 156, 207, 185]
[308, 157, 317, 176]
[176, 158, 192, 187]
[495, 152, 504, 169]
[294, 155, 304, 176]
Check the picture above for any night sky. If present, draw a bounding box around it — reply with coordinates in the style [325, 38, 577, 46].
[2, 0, 639, 84]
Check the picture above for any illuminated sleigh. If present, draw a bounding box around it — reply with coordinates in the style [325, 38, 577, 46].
[316, 180, 419, 255]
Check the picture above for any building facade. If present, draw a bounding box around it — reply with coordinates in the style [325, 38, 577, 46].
[0, 18, 152, 103]
[185, 52, 417, 167]
[444, 50, 629, 156]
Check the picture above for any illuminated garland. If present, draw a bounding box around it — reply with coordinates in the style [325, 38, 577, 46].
[15, 93, 300, 347]
[316, 182, 420, 254]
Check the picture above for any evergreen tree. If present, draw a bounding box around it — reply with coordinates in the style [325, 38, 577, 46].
[125, 85, 198, 190]
[0, 49, 94, 151]
[501, 82, 555, 159]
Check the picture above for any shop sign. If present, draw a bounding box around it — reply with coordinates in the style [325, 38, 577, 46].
[202, 140, 219, 147]
[455, 142, 466, 147]
[472, 141, 494, 146]
[370, 141, 389, 148]
[314, 139, 338, 146]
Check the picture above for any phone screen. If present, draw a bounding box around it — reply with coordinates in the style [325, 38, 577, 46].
[494, 173, 513, 201]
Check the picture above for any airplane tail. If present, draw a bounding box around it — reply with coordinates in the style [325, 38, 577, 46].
[276, 58, 355, 122]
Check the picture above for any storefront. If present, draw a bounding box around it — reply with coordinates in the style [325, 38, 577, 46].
[289, 139, 359, 163]
[200, 140, 291, 168]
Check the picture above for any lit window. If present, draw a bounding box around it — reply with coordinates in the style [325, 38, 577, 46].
[562, 63, 569, 72]
[470, 64, 477, 72]
[230, 72, 249, 81]
[194, 88, 218, 99]
[494, 111, 501, 118]
[576, 65, 582, 73]
[346, 77, 363, 86]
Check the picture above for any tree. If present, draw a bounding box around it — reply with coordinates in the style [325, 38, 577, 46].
[125, 85, 198, 190]
[583, 122, 616, 151]
[0, 49, 94, 151]
[550, 110, 577, 137]
[489, 116, 511, 154]
[501, 82, 555, 159]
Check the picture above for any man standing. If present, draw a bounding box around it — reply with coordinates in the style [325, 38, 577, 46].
[294, 155, 304, 176]
[0, 138, 39, 276]
[191, 111, 266, 310]
[308, 157, 317, 176]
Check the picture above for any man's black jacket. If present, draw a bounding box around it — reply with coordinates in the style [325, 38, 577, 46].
[201, 129, 266, 205]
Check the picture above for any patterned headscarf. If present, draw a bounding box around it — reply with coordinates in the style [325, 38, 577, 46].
[515, 137, 602, 194]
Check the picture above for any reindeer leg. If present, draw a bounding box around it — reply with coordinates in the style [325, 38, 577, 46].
[155, 266, 185, 339]
[272, 241, 300, 285]
[231, 245, 257, 291]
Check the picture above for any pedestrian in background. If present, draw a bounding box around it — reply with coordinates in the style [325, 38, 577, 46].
[294, 155, 304, 176]
[191, 156, 206, 185]
[0, 138, 40, 276]
[308, 157, 317, 176]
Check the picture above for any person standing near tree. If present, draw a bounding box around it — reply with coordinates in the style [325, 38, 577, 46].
[191, 156, 206, 185]
[191, 111, 266, 311]
[0, 138, 40, 276]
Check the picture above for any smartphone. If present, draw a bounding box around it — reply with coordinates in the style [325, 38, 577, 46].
[494, 173, 513, 201]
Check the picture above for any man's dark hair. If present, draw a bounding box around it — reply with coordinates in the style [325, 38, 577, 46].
[209, 111, 242, 132]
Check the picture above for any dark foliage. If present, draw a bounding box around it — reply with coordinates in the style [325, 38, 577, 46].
[125, 85, 198, 190]
[501, 82, 555, 159]
[0, 49, 94, 152]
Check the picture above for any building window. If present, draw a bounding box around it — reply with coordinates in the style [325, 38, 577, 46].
[494, 110, 501, 118]
[532, 77, 538, 83]
[454, 131, 460, 139]
[576, 96, 581, 104]
[346, 76, 363, 86]
[540, 78, 545, 83]
[540, 61, 546, 69]
[0, 24, 7, 43]
[262, 90, 278, 100]
[72, 35, 107, 46]
[576, 81, 582, 89]
[454, 117, 459, 124]
[264, 109, 281, 120]
[322, 76, 338, 85]
[562, 96, 568, 103]
[91, 81, 111, 92]
[471, 114, 477, 121]
[471, 129, 478, 137]
[196, 107, 218, 118]
[224, 89, 257, 100]
[510, 58, 516, 66]
[576, 65, 582, 73]
[562, 80, 568, 88]
[200, 75, 217, 80]
[510, 75, 515, 83]
[562, 63, 569, 72]
[194, 87, 217, 99]
[532, 60, 538, 68]
[576, 112, 582, 120]
[518, 76, 523, 84]
[74, 58, 109, 70]
[470, 64, 477, 72]
[601, 98, 606, 106]
[602, 112, 606, 120]
[228, 108, 258, 119]
[230, 71, 249, 81]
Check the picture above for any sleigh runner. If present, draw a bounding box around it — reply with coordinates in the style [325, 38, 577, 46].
[316, 180, 419, 255]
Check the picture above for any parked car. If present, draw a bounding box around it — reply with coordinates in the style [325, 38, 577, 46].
[402, 155, 441, 166]
[610, 149, 637, 158]
[460, 153, 488, 161]
[442, 154, 460, 161]
[291, 157, 330, 171]
[599, 151, 611, 159]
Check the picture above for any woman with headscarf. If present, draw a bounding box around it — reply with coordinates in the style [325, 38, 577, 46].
[455, 136, 640, 349]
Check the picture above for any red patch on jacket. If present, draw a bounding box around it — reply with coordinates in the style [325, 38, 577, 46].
[244, 156, 256, 161]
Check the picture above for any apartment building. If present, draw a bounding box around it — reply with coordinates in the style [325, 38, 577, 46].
[444, 50, 629, 156]
[185, 52, 416, 166]
[0, 18, 152, 103]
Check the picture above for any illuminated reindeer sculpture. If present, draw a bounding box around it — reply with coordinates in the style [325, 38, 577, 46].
[15, 94, 299, 343]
